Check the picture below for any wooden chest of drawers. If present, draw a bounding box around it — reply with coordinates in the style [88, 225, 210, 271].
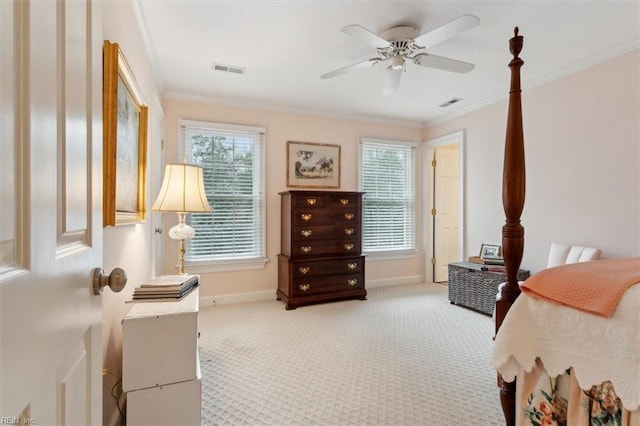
[277, 190, 367, 309]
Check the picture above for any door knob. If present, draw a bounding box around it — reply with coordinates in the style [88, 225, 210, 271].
[92, 267, 127, 295]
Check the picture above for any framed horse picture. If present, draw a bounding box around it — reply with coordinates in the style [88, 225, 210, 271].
[286, 141, 340, 189]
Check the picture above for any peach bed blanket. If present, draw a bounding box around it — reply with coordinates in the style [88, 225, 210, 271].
[520, 257, 640, 317]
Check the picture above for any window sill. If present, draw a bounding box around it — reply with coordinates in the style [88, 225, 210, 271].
[363, 249, 417, 262]
[184, 257, 269, 273]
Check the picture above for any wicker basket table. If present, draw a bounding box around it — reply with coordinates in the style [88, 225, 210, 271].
[447, 262, 530, 315]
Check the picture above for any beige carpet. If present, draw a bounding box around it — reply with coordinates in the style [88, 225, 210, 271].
[198, 283, 504, 425]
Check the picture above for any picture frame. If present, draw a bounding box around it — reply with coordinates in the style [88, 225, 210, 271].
[103, 40, 148, 226]
[286, 141, 340, 189]
[479, 243, 501, 259]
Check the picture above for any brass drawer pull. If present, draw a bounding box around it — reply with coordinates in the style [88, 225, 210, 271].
[299, 284, 310, 292]
[301, 246, 312, 254]
[347, 279, 357, 286]
[301, 229, 312, 237]
[340, 199, 349, 205]
[301, 213, 312, 221]
[347, 262, 357, 270]
[344, 228, 355, 235]
[344, 213, 355, 220]
[299, 266, 310, 274]
[344, 244, 354, 251]
[306, 198, 317, 206]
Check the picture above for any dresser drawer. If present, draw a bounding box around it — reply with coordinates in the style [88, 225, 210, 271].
[292, 193, 360, 209]
[326, 193, 360, 208]
[293, 194, 328, 208]
[292, 273, 365, 297]
[293, 209, 360, 225]
[292, 239, 360, 257]
[292, 256, 364, 278]
[292, 224, 360, 241]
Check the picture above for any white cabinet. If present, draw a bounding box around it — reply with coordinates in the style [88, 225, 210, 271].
[126, 376, 201, 426]
[123, 286, 201, 425]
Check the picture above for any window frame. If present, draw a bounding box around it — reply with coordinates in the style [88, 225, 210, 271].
[177, 119, 267, 273]
[358, 137, 417, 259]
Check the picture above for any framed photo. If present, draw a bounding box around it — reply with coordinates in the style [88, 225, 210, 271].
[103, 40, 148, 226]
[479, 243, 501, 259]
[286, 141, 340, 188]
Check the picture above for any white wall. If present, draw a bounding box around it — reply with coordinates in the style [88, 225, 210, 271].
[161, 99, 425, 299]
[102, 2, 162, 424]
[424, 49, 640, 273]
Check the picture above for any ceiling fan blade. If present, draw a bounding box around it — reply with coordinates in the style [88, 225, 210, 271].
[413, 14, 480, 48]
[383, 66, 403, 95]
[342, 24, 390, 49]
[321, 57, 384, 79]
[413, 53, 475, 73]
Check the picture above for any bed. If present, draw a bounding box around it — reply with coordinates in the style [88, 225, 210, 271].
[491, 28, 640, 426]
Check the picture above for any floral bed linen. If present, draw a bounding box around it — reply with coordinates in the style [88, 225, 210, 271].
[492, 284, 640, 425]
[518, 359, 638, 426]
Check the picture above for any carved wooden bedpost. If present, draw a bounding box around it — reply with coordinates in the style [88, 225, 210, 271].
[495, 27, 525, 426]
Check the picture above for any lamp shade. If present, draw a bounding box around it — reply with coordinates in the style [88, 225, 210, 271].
[152, 163, 211, 213]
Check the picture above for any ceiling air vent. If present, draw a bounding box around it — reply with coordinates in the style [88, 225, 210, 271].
[439, 97, 463, 107]
[211, 62, 246, 75]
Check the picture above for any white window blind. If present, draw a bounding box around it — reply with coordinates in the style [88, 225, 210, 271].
[179, 120, 265, 264]
[359, 138, 416, 252]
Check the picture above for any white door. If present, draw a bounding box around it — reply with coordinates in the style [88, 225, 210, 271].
[433, 147, 460, 282]
[1, 1, 103, 424]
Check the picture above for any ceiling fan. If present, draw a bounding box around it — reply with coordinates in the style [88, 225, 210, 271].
[321, 14, 480, 95]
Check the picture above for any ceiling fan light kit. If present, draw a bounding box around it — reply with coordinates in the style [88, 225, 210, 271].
[390, 55, 405, 70]
[321, 14, 480, 95]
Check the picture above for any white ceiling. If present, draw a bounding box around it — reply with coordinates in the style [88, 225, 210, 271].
[135, 1, 640, 127]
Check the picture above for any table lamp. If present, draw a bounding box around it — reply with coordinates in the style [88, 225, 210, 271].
[152, 163, 211, 274]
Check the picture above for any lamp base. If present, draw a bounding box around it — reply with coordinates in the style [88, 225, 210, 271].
[169, 212, 194, 240]
[176, 238, 187, 275]
[170, 212, 194, 275]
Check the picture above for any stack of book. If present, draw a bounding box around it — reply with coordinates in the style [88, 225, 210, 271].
[132, 274, 199, 302]
[468, 256, 505, 266]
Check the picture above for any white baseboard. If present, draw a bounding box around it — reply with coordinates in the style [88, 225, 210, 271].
[199, 290, 276, 307]
[365, 275, 424, 288]
[107, 392, 127, 426]
[199, 277, 424, 307]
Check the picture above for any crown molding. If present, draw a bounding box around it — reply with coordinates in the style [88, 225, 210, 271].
[163, 91, 425, 129]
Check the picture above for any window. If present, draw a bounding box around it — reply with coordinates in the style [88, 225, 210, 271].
[359, 138, 416, 253]
[179, 120, 266, 271]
